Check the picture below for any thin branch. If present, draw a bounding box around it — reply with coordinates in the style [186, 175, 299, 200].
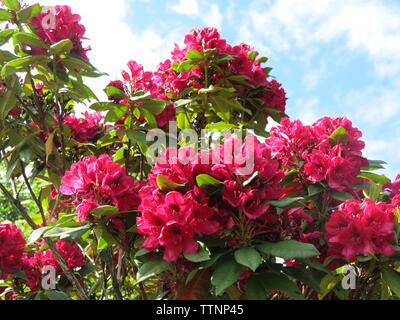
[0, 182, 89, 300]
[20, 161, 47, 226]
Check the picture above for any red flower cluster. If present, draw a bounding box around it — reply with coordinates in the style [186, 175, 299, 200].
[22, 240, 85, 291]
[107, 27, 287, 129]
[385, 175, 400, 207]
[30, 5, 90, 60]
[62, 111, 105, 143]
[0, 224, 25, 277]
[137, 136, 284, 261]
[60, 154, 144, 222]
[325, 199, 396, 261]
[267, 117, 368, 192]
[163, 27, 287, 113]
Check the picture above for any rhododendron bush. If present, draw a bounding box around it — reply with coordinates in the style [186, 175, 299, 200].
[1, 1, 400, 301]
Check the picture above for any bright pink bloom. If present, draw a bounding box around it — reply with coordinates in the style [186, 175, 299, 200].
[63, 112, 105, 143]
[325, 199, 396, 261]
[267, 117, 368, 192]
[60, 154, 144, 221]
[30, 5, 90, 60]
[137, 135, 284, 261]
[261, 80, 287, 113]
[0, 224, 26, 276]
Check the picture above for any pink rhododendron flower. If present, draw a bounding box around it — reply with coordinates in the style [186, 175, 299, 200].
[22, 240, 85, 291]
[62, 111, 105, 143]
[30, 5, 90, 60]
[60, 154, 144, 222]
[325, 199, 396, 261]
[137, 135, 285, 261]
[267, 117, 368, 192]
[0, 224, 26, 276]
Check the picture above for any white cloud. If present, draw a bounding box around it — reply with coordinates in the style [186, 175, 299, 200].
[169, 0, 223, 29]
[202, 4, 223, 29]
[241, 0, 400, 78]
[344, 84, 400, 125]
[171, 0, 199, 15]
[303, 64, 326, 90]
[292, 97, 320, 125]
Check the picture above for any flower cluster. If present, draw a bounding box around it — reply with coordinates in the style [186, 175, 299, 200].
[30, 5, 90, 60]
[160, 27, 287, 113]
[137, 136, 285, 261]
[60, 154, 144, 222]
[107, 27, 287, 129]
[325, 199, 396, 261]
[62, 111, 105, 143]
[267, 117, 368, 192]
[0, 224, 26, 277]
[22, 240, 85, 291]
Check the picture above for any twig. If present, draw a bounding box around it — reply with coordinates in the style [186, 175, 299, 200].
[0, 182, 89, 300]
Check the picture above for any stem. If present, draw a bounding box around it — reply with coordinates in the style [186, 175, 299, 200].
[0, 182, 89, 300]
[108, 248, 123, 300]
[20, 161, 47, 225]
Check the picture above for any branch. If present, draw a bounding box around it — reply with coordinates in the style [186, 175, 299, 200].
[20, 161, 47, 225]
[0, 182, 89, 300]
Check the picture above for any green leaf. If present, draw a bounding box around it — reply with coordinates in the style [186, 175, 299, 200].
[16, 3, 42, 21]
[205, 122, 238, 132]
[246, 275, 267, 300]
[259, 272, 304, 300]
[141, 108, 157, 128]
[382, 268, 400, 298]
[62, 56, 97, 72]
[14, 32, 49, 49]
[362, 160, 387, 171]
[358, 172, 390, 185]
[50, 39, 73, 55]
[196, 174, 223, 189]
[137, 259, 170, 283]
[44, 225, 90, 239]
[268, 197, 304, 208]
[177, 112, 191, 130]
[172, 60, 198, 73]
[2, 0, 20, 11]
[141, 99, 168, 115]
[329, 126, 349, 146]
[94, 226, 118, 250]
[2, 55, 49, 78]
[28, 227, 51, 245]
[91, 205, 119, 217]
[307, 184, 324, 197]
[0, 29, 14, 46]
[234, 247, 262, 272]
[211, 257, 242, 296]
[184, 242, 211, 263]
[157, 174, 185, 193]
[90, 102, 123, 111]
[45, 291, 72, 300]
[126, 130, 148, 146]
[257, 240, 320, 259]
[248, 50, 257, 61]
[186, 49, 204, 61]
[328, 190, 353, 201]
[103, 86, 125, 99]
[210, 96, 252, 117]
[0, 9, 13, 22]
[0, 80, 17, 120]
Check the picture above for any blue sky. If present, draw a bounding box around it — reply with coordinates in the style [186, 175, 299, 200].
[40, 0, 400, 179]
